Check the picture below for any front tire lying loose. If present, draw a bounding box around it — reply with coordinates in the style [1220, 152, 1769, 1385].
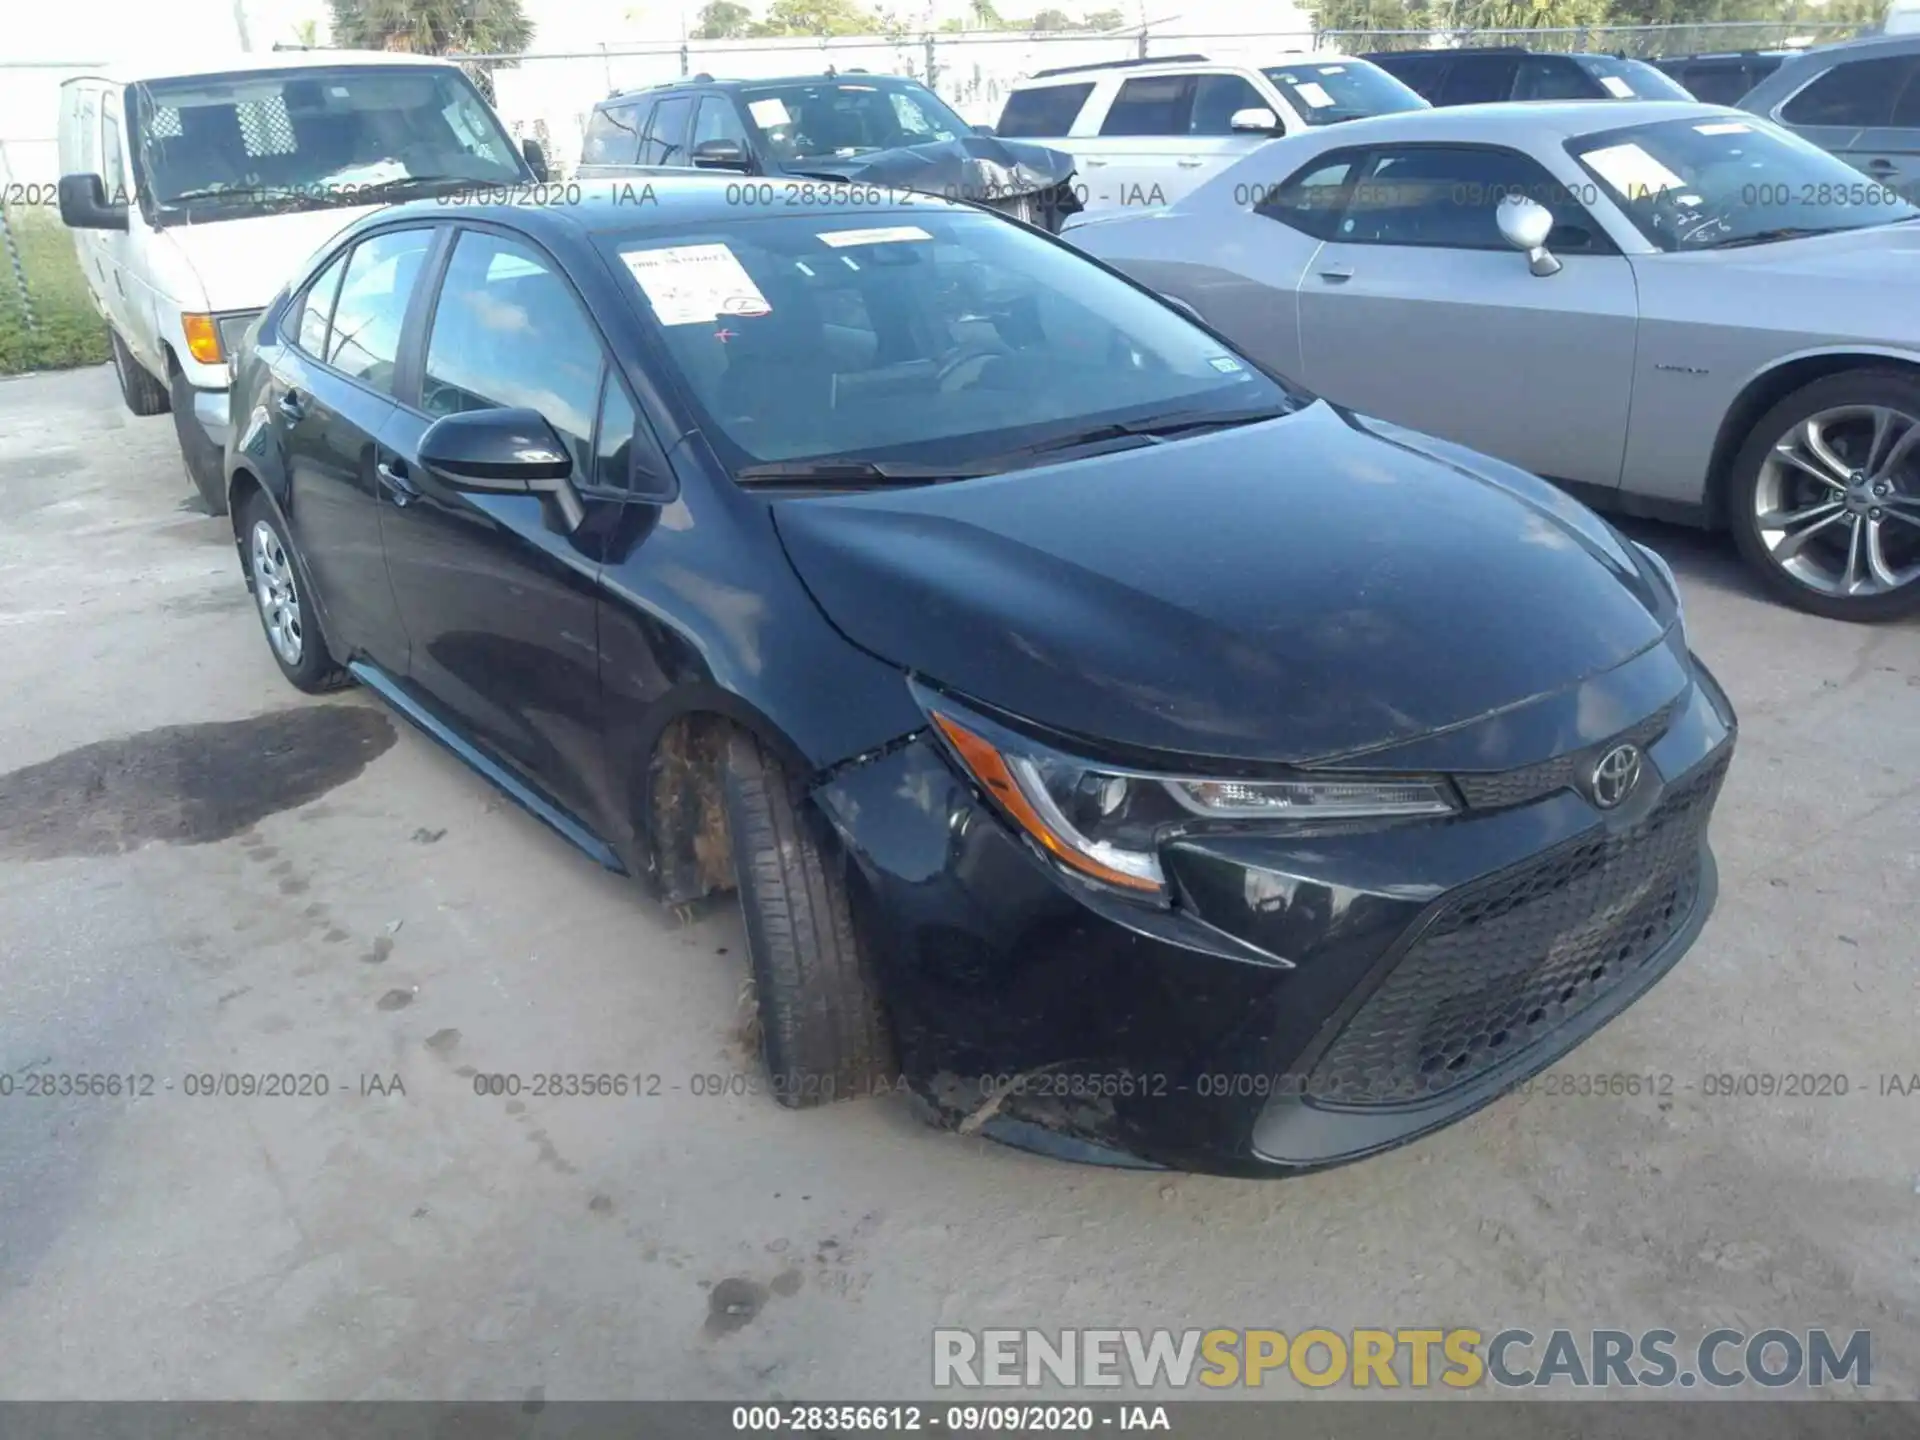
[722, 731, 895, 1109]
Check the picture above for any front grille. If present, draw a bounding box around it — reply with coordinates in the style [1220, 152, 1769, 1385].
[1304, 751, 1728, 1107]
[1454, 699, 1680, 811]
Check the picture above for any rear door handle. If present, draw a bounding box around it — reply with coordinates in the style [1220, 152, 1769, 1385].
[1864, 157, 1898, 174]
[1177, 157, 1205, 168]
[276, 389, 305, 421]
[1081, 158, 1107, 168]
[376, 458, 418, 506]
[1319, 263, 1355, 283]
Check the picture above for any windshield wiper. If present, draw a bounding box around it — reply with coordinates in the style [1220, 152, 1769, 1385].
[1009, 405, 1290, 457]
[1704, 225, 1853, 250]
[733, 457, 1001, 485]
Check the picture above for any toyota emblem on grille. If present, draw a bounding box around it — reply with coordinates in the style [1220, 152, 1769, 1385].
[1590, 743, 1642, 809]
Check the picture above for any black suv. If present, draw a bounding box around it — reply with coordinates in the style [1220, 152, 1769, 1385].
[1366, 47, 1693, 106]
[1649, 50, 1793, 105]
[576, 71, 1082, 231]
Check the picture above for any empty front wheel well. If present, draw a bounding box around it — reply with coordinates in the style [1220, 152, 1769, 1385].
[1706, 354, 1920, 526]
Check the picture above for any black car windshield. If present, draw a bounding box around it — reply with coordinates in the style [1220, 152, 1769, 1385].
[741, 80, 968, 164]
[130, 65, 525, 219]
[1575, 55, 1693, 100]
[1568, 114, 1920, 250]
[1262, 61, 1429, 124]
[604, 207, 1294, 473]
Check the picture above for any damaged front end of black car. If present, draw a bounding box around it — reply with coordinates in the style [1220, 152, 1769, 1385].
[792, 132, 1085, 232]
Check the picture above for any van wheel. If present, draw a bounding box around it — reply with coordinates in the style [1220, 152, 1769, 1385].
[110, 331, 169, 416]
[721, 731, 895, 1109]
[1729, 369, 1920, 622]
[169, 369, 229, 516]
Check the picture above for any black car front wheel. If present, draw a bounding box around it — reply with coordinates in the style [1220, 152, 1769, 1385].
[242, 494, 348, 694]
[1731, 369, 1920, 621]
[721, 730, 895, 1109]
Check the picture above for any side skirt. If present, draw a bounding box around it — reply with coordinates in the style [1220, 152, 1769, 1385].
[347, 660, 628, 875]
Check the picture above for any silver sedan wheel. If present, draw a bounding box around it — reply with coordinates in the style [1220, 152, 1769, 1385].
[1755, 403, 1920, 598]
[250, 519, 304, 666]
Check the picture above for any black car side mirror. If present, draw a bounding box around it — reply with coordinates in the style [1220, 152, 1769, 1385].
[691, 138, 752, 171]
[58, 173, 128, 231]
[418, 407, 586, 531]
[522, 138, 550, 182]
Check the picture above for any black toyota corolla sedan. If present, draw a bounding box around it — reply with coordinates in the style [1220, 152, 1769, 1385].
[225, 180, 1735, 1176]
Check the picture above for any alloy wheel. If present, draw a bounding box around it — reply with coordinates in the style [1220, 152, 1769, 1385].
[1754, 404, 1920, 599]
[250, 520, 304, 666]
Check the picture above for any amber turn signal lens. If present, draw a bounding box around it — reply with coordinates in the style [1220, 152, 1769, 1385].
[181, 313, 223, 366]
[930, 713, 1163, 893]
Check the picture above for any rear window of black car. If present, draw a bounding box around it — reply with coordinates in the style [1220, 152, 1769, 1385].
[997, 82, 1093, 137]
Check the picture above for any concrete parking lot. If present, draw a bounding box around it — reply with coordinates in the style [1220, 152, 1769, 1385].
[0, 362, 1916, 1402]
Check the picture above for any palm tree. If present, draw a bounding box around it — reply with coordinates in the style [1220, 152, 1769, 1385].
[326, 0, 534, 54]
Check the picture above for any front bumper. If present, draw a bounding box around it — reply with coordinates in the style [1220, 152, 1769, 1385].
[192, 386, 232, 449]
[813, 638, 1736, 1177]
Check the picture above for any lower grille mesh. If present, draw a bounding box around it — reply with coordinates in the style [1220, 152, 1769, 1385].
[1304, 752, 1728, 1107]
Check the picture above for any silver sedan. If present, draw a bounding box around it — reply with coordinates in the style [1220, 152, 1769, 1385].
[1063, 100, 1920, 621]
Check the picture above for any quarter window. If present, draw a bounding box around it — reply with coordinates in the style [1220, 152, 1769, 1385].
[294, 251, 349, 357]
[593, 374, 640, 492]
[1780, 56, 1917, 128]
[1100, 75, 1195, 136]
[583, 102, 646, 165]
[326, 228, 434, 393]
[996, 82, 1093, 137]
[421, 232, 603, 478]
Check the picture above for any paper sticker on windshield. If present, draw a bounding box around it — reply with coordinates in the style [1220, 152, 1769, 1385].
[1582, 142, 1685, 202]
[1294, 81, 1337, 108]
[1695, 121, 1751, 135]
[1208, 356, 1244, 374]
[621, 243, 771, 326]
[748, 98, 792, 128]
[1318, 65, 1346, 74]
[817, 225, 932, 247]
[1599, 75, 1635, 98]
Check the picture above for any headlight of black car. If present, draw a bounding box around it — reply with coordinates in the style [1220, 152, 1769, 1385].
[915, 685, 1456, 903]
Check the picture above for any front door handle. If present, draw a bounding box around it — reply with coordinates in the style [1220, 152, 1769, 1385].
[276, 389, 305, 421]
[1319, 263, 1355, 283]
[376, 458, 418, 506]
[1176, 157, 1205, 168]
[1081, 157, 1107, 168]
[1864, 157, 1898, 175]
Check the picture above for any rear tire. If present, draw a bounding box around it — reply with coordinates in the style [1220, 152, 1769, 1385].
[241, 493, 349, 695]
[1728, 369, 1920, 622]
[110, 330, 170, 416]
[169, 368, 229, 517]
[721, 731, 895, 1109]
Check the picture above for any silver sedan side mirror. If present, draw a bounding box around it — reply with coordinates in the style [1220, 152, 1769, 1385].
[1497, 195, 1562, 277]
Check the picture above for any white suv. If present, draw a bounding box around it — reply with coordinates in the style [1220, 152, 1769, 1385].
[993, 54, 1429, 212]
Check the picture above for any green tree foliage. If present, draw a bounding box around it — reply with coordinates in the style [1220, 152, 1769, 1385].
[1307, 0, 1873, 43]
[748, 0, 886, 35]
[692, 0, 755, 36]
[326, 0, 533, 53]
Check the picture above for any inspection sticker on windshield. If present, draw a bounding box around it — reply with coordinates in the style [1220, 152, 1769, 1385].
[1582, 142, 1685, 201]
[817, 225, 932, 247]
[1695, 121, 1751, 135]
[1599, 75, 1635, 98]
[621, 243, 771, 325]
[1294, 81, 1337, 108]
[748, 98, 792, 128]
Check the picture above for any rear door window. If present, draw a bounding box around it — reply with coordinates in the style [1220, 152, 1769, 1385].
[1781, 56, 1918, 127]
[1514, 56, 1598, 101]
[641, 95, 695, 166]
[293, 250, 349, 356]
[996, 82, 1093, 137]
[326, 228, 435, 394]
[1438, 54, 1518, 105]
[1099, 75, 1197, 136]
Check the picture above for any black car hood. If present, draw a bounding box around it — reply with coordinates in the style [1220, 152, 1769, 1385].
[788, 133, 1076, 200]
[771, 402, 1671, 766]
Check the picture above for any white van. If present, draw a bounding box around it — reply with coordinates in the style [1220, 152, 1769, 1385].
[57, 51, 544, 513]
